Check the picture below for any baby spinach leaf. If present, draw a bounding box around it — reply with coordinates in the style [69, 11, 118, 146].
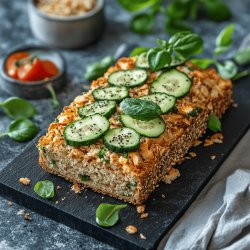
[147, 48, 171, 71]
[165, 19, 191, 35]
[85, 56, 115, 81]
[117, 0, 159, 12]
[208, 114, 221, 132]
[216, 60, 238, 79]
[214, 24, 235, 55]
[34, 180, 55, 199]
[130, 47, 149, 57]
[234, 46, 250, 66]
[96, 203, 127, 227]
[203, 0, 231, 22]
[0, 119, 38, 142]
[232, 70, 249, 81]
[120, 98, 162, 121]
[130, 13, 154, 34]
[191, 58, 215, 69]
[0, 97, 36, 119]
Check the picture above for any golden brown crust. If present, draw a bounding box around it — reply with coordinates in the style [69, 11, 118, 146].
[38, 57, 232, 205]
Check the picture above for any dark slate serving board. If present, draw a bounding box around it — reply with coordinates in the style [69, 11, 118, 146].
[0, 76, 250, 250]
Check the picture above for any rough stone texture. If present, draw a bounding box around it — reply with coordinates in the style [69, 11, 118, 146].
[0, 0, 249, 249]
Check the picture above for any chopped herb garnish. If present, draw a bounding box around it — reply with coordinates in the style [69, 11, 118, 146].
[188, 107, 202, 117]
[98, 148, 108, 159]
[81, 174, 91, 182]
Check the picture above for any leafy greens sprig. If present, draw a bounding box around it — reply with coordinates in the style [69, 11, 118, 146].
[117, 0, 231, 35]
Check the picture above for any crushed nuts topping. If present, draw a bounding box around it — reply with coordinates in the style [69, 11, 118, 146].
[140, 213, 149, 219]
[140, 233, 147, 240]
[136, 205, 145, 214]
[19, 177, 31, 185]
[71, 183, 82, 194]
[189, 152, 197, 158]
[125, 225, 138, 234]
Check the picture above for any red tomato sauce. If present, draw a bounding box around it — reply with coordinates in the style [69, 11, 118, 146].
[6, 51, 59, 82]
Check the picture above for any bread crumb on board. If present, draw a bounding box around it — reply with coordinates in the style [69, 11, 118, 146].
[71, 183, 82, 194]
[189, 152, 197, 158]
[19, 178, 31, 185]
[17, 209, 24, 215]
[140, 233, 147, 240]
[8, 201, 13, 206]
[162, 168, 180, 184]
[125, 225, 138, 234]
[211, 155, 216, 160]
[24, 213, 32, 221]
[140, 213, 148, 219]
[136, 205, 145, 214]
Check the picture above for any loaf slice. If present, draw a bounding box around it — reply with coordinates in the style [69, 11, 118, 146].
[38, 57, 232, 205]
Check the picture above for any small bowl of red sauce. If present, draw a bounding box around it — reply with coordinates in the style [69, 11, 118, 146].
[0, 45, 67, 99]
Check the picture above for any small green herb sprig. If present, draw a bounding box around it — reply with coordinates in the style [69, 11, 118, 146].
[96, 203, 127, 227]
[191, 24, 250, 80]
[0, 97, 38, 142]
[117, 0, 231, 35]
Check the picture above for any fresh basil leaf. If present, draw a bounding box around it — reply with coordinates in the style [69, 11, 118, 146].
[156, 39, 170, 49]
[130, 47, 149, 57]
[208, 114, 221, 132]
[147, 48, 171, 71]
[165, 19, 191, 35]
[216, 60, 238, 79]
[234, 46, 250, 66]
[166, 0, 189, 19]
[117, 0, 159, 12]
[214, 24, 235, 55]
[1, 119, 38, 142]
[191, 58, 215, 69]
[120, 98, 162, 121]
[34, 180, 55, 199]
[85, 56, 114, 81]
[0, 97, 36, 119]
[130, 13, 154, 34]
[232, 70, 249, 81]
[96, 203, 127, 227]
[203, 0, 231, 22]
[170, 32, 204, 57]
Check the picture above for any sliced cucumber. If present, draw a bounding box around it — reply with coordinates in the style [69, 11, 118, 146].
[150, 69, 192, 98]
[64, 114, 109, 146]
[108, 69, 148, 88]
[139, 93, 176, 114]
[78, 100, 116, 119]
[120, 114, 166, 138]
[103, 127, 140, 153]
[92, 86, 128, 102]
[135, 52, 184, 69]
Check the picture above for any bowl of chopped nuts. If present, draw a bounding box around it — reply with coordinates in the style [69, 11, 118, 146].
[28, 0, 105, 49]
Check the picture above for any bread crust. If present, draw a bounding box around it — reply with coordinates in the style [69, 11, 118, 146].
[38, 57, 232, 205]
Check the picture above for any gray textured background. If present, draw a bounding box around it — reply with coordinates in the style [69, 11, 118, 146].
[0, 0, 249, 249]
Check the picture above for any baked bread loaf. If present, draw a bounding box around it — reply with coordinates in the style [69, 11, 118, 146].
[38, 57, 232, 205]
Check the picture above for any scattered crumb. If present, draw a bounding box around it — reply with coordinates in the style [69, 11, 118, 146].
[136, 205, 145, 214]
[193, 139, 202, 147]
[125, 225, 138, 234]
[211, 155, 216, 160]
[61, 197, 66, 201]
[140, 233, 147, 240]
[56, 185, 62, 190]
[8, 201, 13, 206]
[162, 168, 180, 184]
[211, 133, 223, 144]
[232, 103, 238, 108]
[55, 201, 59, 204]
[161, 194, 166, 199]
[71, 183, 81, 194]
[101, 196, 104, 199]
[204, 139, 214, 147]
[17, 209, 24, 215]
[24, 213, 32, 221]
[189, 152, 197, 158]
[140, 213, 148, 219]
[185, 156, 192, 160]
[19, 178, 31, 185]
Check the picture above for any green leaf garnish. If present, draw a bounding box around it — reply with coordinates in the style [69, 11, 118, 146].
[96, 203, 127, 227]
[233, 46, 250, 66]
[191, 58, 215, 69]
[120, 98, 162, 121]
[216, 60, 238, 79]
[0, 97, 36, 119]
[208, 114, 221, 132]
[130, 13, 154, 34]
[34, 180, 55, 199]
[0, 119, 38, 142]
[98, 148, 108, 159]
[130, 47, 149, 57]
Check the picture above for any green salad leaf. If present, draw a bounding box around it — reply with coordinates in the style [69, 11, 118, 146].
[216, 60, 238, 79]
[0, 119, 38, 142]
[117, 0, 159, 12]
[208, 114, 221, 132]
[131, 13, 154, 34]
[0, 97, 36, 119]
[120, 98, 162, 121]
[34, 180, 55, 199]
[234, 46, 250, 66]
[130, 47, 149, 57]
[191, 58, 215, 69]
[96, 203, 127, 227]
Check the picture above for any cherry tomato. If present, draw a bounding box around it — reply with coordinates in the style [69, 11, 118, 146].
[17, 57, 47, 81]
[42, 60, 59, 77]
[6, 52, 30, 79]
